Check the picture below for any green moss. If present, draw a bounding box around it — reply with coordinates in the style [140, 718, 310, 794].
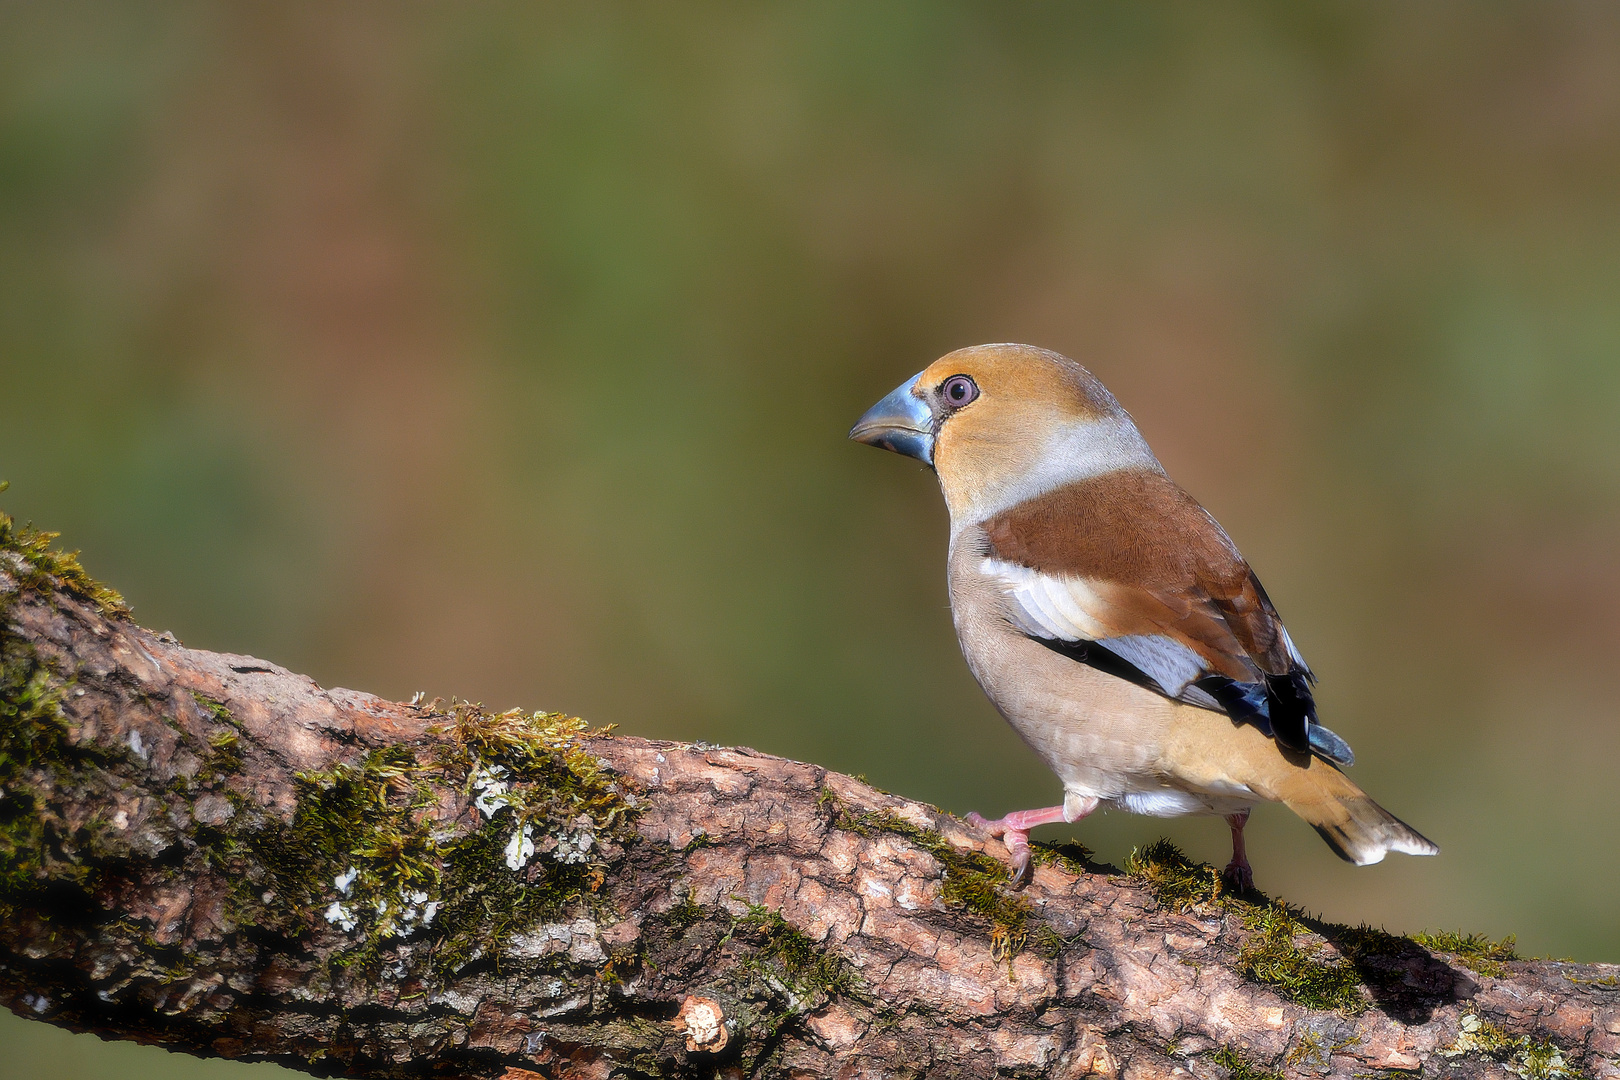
[432, 703, 632, 830]
[1125, 838, 1224, 912]
[734, 901, 857, 999]
[196, 730, 243, 783]
[190, 691, 240, 730]
[419, 704, 638, 975]
[1236, 903, 1366, 1013]
[1285, 1032, 1329, 1070]
[199, 702, 640, 978]
[0, 496, 131, 902]
[1413, 930, 1520, 977]
[1565, 971, 1620, 990]
[1030, 839, 1095, 877]
[429, 819, 576, 976]
[0, 499, 129, 619]
[1454, 1014, 1519, 1058]
[664, 889, 704, 933]
[824, 792, 1035, 961]
[0, 631, 76, 898]
[1119, 841, 1392, 1013]
[0, 612, 125, 902]
[1209, 1045, 1284, 1080]
[233, 744, 438, 950]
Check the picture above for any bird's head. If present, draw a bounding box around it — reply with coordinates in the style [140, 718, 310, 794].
[849, 343, 1159, 523]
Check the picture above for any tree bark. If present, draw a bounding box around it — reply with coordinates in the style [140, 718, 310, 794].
[1, 551, 1617, 1080]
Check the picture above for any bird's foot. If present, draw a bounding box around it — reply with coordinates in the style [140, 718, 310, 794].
[966, 813, 1033, 887]
[1223, 811, 1254, 893]
[1221, 856, 1254, 894]
[965, 806, 1070, 890]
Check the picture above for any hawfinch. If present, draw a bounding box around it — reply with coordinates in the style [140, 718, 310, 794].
[850, 343, 1437, 889]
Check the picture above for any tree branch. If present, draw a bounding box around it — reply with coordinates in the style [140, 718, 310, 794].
[2, 525, 1617, 1080]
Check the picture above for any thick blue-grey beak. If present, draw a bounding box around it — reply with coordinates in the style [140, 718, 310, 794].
[849, 372, 935, 466]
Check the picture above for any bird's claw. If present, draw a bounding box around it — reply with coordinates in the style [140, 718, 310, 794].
[965, 811, 1033, 890]
[1006, 845, 1033, 890]
[1221, 859, 1254, 894]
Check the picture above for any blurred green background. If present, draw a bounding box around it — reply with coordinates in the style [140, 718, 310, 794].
[4, 2, 1619, 1074]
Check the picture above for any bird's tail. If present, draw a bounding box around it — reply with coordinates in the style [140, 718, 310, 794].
[1163, 708, 1439, 864]
[1272, 759, 1438, 865]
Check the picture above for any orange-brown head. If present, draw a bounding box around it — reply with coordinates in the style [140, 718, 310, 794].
[850, 344, 1161, 523]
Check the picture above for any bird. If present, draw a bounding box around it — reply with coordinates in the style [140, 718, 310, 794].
[849, 343, 1437, 890]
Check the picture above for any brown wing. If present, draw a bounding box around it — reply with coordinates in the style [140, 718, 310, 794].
[981, 469, 1303, 682]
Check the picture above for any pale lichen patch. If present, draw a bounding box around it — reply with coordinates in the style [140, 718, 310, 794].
[1439, 1014, 1583, 1080]
[505, 823, 535, 870]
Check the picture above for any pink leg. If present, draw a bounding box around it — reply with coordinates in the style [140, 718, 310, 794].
[1223, 811, 1254, 892]
[966, 797, 1099, 889]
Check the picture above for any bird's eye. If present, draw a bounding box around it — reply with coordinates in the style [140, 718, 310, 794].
[941, 374, 979, 407]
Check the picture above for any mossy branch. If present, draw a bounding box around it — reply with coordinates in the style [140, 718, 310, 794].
[1, 511, 1618, 1080]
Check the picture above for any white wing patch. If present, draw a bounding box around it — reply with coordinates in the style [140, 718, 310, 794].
[981, 557, 1218, 702]
[982, 558, 1110, 640]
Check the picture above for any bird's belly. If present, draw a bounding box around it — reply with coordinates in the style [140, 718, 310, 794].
[958, 620, 1166, 789]
[953, 607, 1257, 815]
